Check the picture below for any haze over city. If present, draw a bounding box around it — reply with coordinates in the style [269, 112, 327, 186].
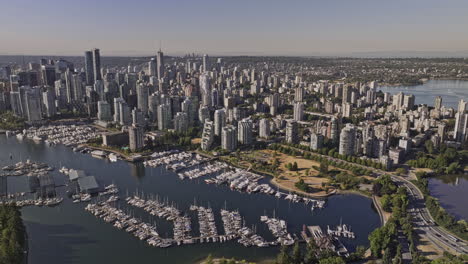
[1, 0, 468, 56]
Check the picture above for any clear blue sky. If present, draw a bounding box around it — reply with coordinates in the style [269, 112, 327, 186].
[1, 0, 468, 56]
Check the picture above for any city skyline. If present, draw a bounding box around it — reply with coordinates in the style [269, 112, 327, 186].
[1, 0, 468, 56]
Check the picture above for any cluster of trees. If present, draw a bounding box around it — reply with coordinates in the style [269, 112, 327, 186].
[430, 252, 468, 264]
[294, 179, 310, 192]
[329, 172, 364, 191]
[150, 128, 200, 151]
[407, 146, 468, 175]
[413, 172, 468, 240]
[372, 175, 397, 196]
[369, 185, 422, 263]
[275, 241, 366, 264]
[203, 254, 254, 264]
[268, 144, 375, 176]
[0, 111, 24, 130]
[0, 205, 26, 264]
[286, 162, 299, 171]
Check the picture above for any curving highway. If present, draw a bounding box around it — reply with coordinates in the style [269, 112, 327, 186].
[392, 175, 468, 255]
[278, 144, 468, 255]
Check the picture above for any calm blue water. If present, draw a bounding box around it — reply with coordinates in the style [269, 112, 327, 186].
[0, 135, 380, 264]
[429, 175, 468, 221]
[379, 79, 468, 109]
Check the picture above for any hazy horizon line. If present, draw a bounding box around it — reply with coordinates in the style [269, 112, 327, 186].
[1, 50, 468, 59]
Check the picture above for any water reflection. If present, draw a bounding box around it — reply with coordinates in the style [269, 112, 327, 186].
[429, 175, 468, 220]
[130, 162, 146, 179]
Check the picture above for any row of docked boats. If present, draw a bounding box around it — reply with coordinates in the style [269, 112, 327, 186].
[143, 152, 193, 168]
[1, 160, 53, 177]
[190, 205, 218, 241]
[177, 161, 229, 180]
[1, 197, 63, 207]
[17, 125, 98, 147]
[326, 224, 355, 239]
[220, 209, 269, 247]
[125, 194, 193, 243]
[260, 216, 294, 246]
[85, 202, 173, 248]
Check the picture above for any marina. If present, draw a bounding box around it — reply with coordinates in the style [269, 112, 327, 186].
[16, 124, 98, 147]
[0, 134, 380, 264]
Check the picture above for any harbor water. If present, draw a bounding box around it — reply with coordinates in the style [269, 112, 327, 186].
[429, 175, 468, 221]
[379, 79, 468, 109]
[0, 135, 380, 264]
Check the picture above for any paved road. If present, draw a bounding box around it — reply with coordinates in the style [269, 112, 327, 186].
[392, 175, 468, 255]
[280, 144, 468, 255]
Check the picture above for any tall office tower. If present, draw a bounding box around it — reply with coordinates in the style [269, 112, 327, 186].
[211, 89, 220, 107]
[392, 92, 404, 110]
[85, 86, 99, 117]
[199, 106, 210, 125]
[181, 97, 194, 125]
[136, 83, 149, 114]
[54, 79, 66, 107]
[403, 94, 415, 110]
[293, 102, 304, 121]
[174, 112, 188, 133]
[132, 108, 145, 127]
[64, 71, 73, 102]
[285, 120, 298, 144]
[310, 133, 324, 151]
[250, 81, 260, 95]
[157, 104, 171, 130]
[113, 97, 125, 123]
[438, 123, 446, 139]
[221, 125, 237, 152]
[373, 139, 387, 158]
[84, 51, 94, 85]
[92, 48, 101, 81]
[41, 65, 56, 86]
[268, 93, 280, 115]
[148, 93, 160, 122]
[342, 102, 352, 117]
[9, 91, 22, 117]
[119, 83, 129, 101]
[342, 85, 352, 104]
[24, 88, 42, 123]
[294, 87, 304, 102]
[366, 90, 375, 105]
[200, 73, 211, 107]
[259, 118, 270, 138]
[94, 79, 105, 100]
[330, 117, 339, 143]
[72, 74, 84, 102]
[457, 99, 467, 113]
[355, 131, 363, 155]
[125, 73, 138, 93]
[201, 120, 214, 151]
[339, 124, 356, 156]
[250, 69, 256, 83]
[214, 109, 226, 136]
[237, 118, 253, 145]
[128, 125, 144, 151]
[202, 54, 210, 72]
[434, 96, 443, 110]
[362, 123, 374, 142]
[119, 101, 131, 126]
[42, 89, 56, 118]
[97, 101, 112, 121]
[156, 49, 164, 80]
[454, 112, 468, 143]
[148, 58, 156, 76]
[399, 117, 410, 135]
